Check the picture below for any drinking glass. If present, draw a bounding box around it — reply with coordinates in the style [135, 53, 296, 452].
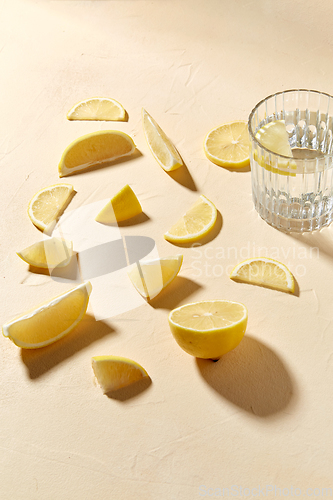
[248, 89, 333, 232]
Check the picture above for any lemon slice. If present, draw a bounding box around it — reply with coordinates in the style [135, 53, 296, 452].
[128, 254, 183, 300]
[58, 130, 136, 177]
[164, 195, 217, 244]
[168, 300, 248, 359]
[255, 120, 293, 157]
[2, 282, 92, 349]
[204, 121, 250, 168]
[92, 356, 149, 393]
[28, 183, 74, 232]
[17, 237, 73, 268]
[142, 108, 183, 171]
[67, 97, 126, 121]
[95, 185, 142, 223]
[230, 257, 295, 293]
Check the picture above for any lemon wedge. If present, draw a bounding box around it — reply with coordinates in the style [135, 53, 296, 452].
[230, 257, 295, 293]
[95, 185, 142, 223]
[142, 108, 183, 171]
[255, 120, 293, 156]
[17, 237, 73, 268]
[164, 195, 217, 244]
[92, 356, 149, 393]
[2, 282, 92, 349]
[67, 97, 126, 121]
[168, 300, 248, 359]
[204, 121, 250, 168]
[58, 130, 136, 177]
[28, 183, 74, 232]
[128, 254, 183, 300]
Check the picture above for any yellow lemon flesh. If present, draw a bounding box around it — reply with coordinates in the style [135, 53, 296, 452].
[164, 195, 217, 244]
[92, 356, 149, 393]
[204, 121, 250, 168]
[128, 254, 183, 300]
[95, 184, 142, 223]
[230, 257, 295, 293]
[58, 130, 136, 177]
[67, 97, 126, 121]
[27, 183, 74, 232]
[168, 300, 248, 359]
[2, 282, 92, 349]
[17, 237, 73, 269]
[142, 108, 183, 171]
[255, 120, 293, 156]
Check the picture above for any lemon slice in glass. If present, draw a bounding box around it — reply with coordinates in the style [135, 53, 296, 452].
[255, 120, 293, 156]
[17, 237, 73, 269]
[164, 195, 217, 244]
[92, 356, 149, 393]
[2, 282, 92, 349]
[142, 108, 183, 171]
[28, 183, 74, 232]
[230, 257, 295, 293]
[168, 300, 248, 359]
[128, 254, 183, 300]
[58, 130, 136, 177]
[95, 185, 142, 223]
[204, 120, 250, 168]
[67, 97, 126, 121]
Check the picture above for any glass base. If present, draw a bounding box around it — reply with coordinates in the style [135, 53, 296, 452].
[253, 194, 333, 232]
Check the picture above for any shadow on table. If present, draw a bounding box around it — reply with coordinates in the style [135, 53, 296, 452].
[196, 335, 296, 417]
[167, 161, 197, 191]
[149, 276, 202, 310]
[285, 225, 333, 262]
[105, 377, 152, 401]
[21, 314, 116, 379]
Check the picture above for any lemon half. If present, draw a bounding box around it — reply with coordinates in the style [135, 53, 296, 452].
[168, 300, 248, 359]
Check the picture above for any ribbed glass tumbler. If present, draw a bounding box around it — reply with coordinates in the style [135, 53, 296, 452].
[248, 89, 333, 232]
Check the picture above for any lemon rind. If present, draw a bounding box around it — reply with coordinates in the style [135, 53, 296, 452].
[2, 282, 92, 349]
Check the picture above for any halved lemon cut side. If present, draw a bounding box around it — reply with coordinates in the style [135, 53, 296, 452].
[95, 185, 142, 223]
[164, 195, 217, 244]
[92, 356, 149, 393]
[168, 300, 248, 359]
[230, 257, 295, 293]
[2, 282, 92, 349]
[128, 254, 183, 300]
[67, 97, 126, 121]
[142, 108, 183, 171]
[28, 183, 74, 232]
[17, 237, 73, 268]
[58, 130, 136, 177]
[204, 121, 250, 168]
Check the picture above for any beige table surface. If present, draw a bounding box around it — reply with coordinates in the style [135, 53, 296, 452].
[1, 1, 333, 498]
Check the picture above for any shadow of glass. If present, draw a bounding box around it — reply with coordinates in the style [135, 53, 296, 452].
[167, 210, 223, 248]
[105, 377, 152, 401]
[167, 162, 197, 191]
[285, 226, 333, 261]
[196, 335, 295, 417]
[21, 314, 116, 379]
[149, 276, 203, 310]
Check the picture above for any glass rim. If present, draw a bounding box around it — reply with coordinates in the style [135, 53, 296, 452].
[248, 88, 333, 161]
